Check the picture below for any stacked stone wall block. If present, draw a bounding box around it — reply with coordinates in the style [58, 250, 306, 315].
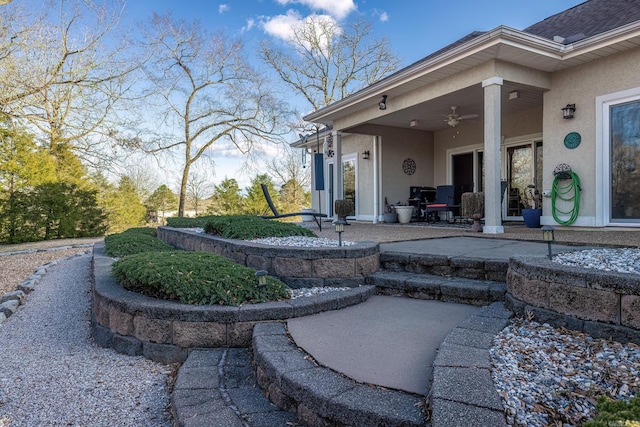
[313, 258, 355, 278]
[173, 321, 227, 347]
[507, 270, 549, 309]
[227, 321, 256, 347]
[356, 253, 379, 276]
[622, 295, 640, 329]
[108, 305, 134, 336]
[133, 316, 173, 343]
[245, 254, 271, 272]
[273, 257, 312, 278]
[549, 282, 620, 324]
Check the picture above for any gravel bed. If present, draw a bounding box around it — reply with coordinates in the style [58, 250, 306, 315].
[289, 286, 352, 299]
[491, 318, 640, 426]
[0, 253, 172, 427]
[248, 236, 355, 247]
[553, 247, 640, 274]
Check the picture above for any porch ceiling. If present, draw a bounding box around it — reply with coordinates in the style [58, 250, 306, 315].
[344, 82, 543, 134]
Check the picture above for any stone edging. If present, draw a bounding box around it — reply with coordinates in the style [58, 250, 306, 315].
[90, 242, 376, 363]
[506, 256, 640, 345]
[251, 302, 513, 427]
[0, 245, 93, 325]
[157, 227, 380, 288]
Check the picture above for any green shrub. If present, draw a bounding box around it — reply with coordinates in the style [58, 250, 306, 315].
[104, 230, 174, 257]
[166, 216, 216, 228]
[111, 251, 290, 306]
[121, 227, 157, 237]
[204, 215, 316, 240]
[584, 396, 640, 427]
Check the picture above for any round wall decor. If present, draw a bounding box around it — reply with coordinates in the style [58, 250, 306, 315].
[402, 158, 416, 175]
[564, 132, 581, 149]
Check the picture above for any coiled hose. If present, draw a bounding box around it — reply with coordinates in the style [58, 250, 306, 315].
[551, 171, 581, 225]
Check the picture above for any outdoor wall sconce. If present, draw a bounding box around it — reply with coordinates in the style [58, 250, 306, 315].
[255, 270, 268, 296]
[562, 104, 576, 119]
[541, 225, 555, 259]
[378, 95, 387, 110]
[333, 219, 347, 246]
[362, 150, 370, 160]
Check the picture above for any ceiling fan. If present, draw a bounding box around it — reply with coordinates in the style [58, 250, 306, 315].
[444, 106, 478, 127]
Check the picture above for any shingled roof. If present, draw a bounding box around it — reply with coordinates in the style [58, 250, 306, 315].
[523, 0, 640, 43]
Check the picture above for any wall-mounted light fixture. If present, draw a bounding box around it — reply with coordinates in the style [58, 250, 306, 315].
[410, 119, 418, 127]
[378, 95, 387, 110]
[509, 90, 519, 100]
[561, 104, 576, 119]
[362, 150, 370, 160]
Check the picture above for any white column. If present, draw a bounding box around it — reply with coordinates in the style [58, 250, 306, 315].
[482, 77, 504, 234]
[333, 130, 343, 203]
[372, 135, 379, 223]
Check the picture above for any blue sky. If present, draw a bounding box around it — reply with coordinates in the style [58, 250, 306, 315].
[124, 0, 586, 66]
[119, 0, 587, 190]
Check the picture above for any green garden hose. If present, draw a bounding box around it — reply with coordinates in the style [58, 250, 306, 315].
[551, 171, 581, 225]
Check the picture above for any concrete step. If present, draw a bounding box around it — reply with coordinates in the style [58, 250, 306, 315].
[379, 252, 508, 282]
[366, 270, 506, 306]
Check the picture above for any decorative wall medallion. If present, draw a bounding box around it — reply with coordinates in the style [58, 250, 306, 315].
[402, 158, 416, 175]
[564, 132, 581, 149]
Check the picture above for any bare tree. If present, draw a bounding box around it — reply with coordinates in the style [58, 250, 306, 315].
[0, 0, 141, 180]
[260, 15, 401, 112]
[138, 13, 290, 216]
[186, 171, 212, 216]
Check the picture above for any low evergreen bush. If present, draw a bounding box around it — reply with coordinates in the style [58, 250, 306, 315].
[104, 228, 174, 257]
[204, 215, 316, 240]
[584, 396, 640, 426]
[112, 251, 290, 306]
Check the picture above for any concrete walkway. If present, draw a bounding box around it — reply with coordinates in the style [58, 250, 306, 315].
[380, 235, 590, 259]
[288, 295, 479, 395]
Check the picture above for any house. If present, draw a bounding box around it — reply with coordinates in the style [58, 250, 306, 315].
[292, 0, 640, 233]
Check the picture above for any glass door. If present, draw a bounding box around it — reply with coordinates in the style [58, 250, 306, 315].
[610, 100, 640, 222]
[505, 141, 542, 218]
[343, 157, 356, 217]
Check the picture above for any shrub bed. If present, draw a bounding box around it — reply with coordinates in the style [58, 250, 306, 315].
[204, 215, 316, 240]
[166, 216, 215, 229]
[111, 251, 290, 306]
[585, 396, 640, 426]
[104, 227, 175, 257]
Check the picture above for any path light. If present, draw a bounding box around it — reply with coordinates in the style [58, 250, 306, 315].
[333, 219, 346, 247]
[541, 225, 555, 260]
[255, 270, 268, 297]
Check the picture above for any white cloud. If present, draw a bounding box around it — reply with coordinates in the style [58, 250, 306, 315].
[262, 9, 304, 41]
[218, 4, 229, 13]
[263, 10, 339, 49]
[242, 18, 255, 32]
[379, 11, 389, 22]
[275, 0, 356, 20]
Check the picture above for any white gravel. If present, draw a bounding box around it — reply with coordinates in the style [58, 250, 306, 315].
[249, 236, 355, 247]
[0, 253, 172, 427]
[553, 247, 640, 274]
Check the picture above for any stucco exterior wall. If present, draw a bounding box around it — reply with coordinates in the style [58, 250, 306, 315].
[379, 128, 434, 210]
[432, 106, 543, 186]
[542, 46, 640, 226]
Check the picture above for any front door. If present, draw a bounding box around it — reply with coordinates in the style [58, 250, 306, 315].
[505, 141, 543, 218]
[452, 153, 474, 205]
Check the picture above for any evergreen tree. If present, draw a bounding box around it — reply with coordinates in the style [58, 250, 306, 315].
[244, 174, 277, 215]
[207, 178, 244, 215]
[147, 184, 178, 223]
[102, 176, 147, 233]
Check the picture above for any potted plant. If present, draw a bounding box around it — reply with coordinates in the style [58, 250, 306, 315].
[383, 197, 397, 223]
[521, 185, 542, 228]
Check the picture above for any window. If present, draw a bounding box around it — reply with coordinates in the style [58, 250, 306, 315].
[610, 100, 640, 221]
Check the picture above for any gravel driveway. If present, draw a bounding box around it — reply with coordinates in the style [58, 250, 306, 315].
[0, 253, 172, 427]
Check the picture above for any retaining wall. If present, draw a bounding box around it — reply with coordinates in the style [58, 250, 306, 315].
[157, 227, 380, 287]
[91, 242, 375, 363]
[506, 256, 640, 344]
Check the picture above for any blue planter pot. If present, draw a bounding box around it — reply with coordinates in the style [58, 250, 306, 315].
[522, 208, 542, 228]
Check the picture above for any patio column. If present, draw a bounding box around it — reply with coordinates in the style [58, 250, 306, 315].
[482, 77, 504, 234]
[333, 130, 344, 205]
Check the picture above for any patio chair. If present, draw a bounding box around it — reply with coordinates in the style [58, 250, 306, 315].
[260, 184, 327, 230]
[422, 185, 458, 222]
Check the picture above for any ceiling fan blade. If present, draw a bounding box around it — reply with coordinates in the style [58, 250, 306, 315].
[459, 114, 479, 120]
